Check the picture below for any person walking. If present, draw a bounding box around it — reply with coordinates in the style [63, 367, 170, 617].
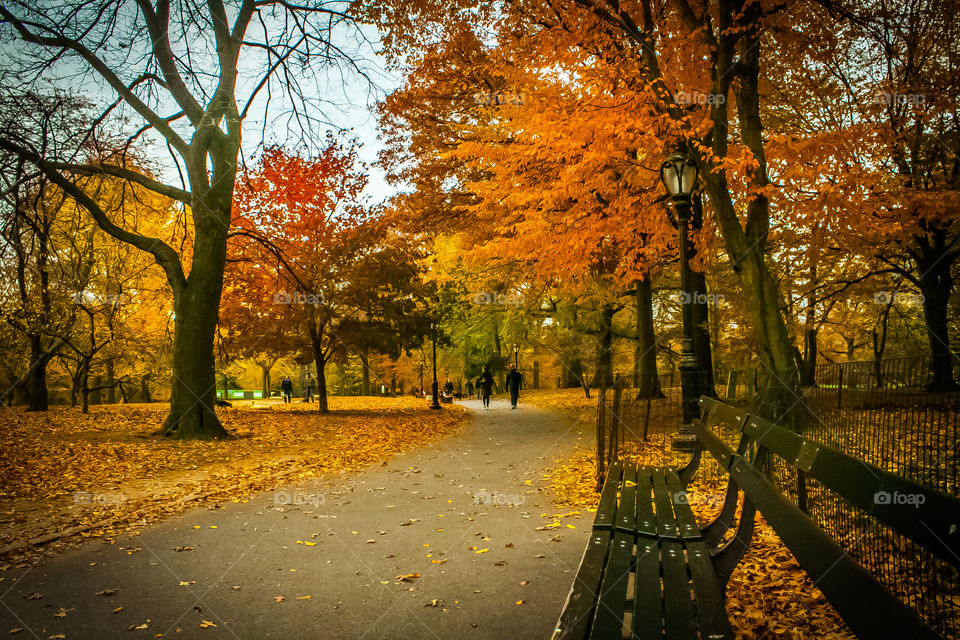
[506, 364, 524, 409]
[479, 366, 495, 409]
[281, 375, 293, 403]
[304, 373, 315, 402]
[465, 379, 474, 398]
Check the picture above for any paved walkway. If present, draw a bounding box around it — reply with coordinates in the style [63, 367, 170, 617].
[1, 398, 591, 639]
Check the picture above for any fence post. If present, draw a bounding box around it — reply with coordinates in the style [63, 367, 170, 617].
[610, 375, 625, 463]
[837, 366, 844, 411]
[596, 385, 608, 492]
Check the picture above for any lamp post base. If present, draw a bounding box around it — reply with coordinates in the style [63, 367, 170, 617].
[429, 402, 442, 410]
[672, 424, 698, 452]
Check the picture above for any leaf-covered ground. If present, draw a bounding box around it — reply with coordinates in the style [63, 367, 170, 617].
[527, 389, 856, 640]
[0, 398, 468, 561]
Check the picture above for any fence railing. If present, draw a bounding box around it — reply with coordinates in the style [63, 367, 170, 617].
[596, 356, 960, 639]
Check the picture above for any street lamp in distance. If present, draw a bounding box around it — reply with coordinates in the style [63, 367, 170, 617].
[430, 331, 441, 410]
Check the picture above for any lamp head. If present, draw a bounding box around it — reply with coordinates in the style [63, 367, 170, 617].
[659, 150, 699, 198]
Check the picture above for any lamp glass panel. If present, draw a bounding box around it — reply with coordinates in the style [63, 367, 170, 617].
[663, 164, 681, 196]
[680, 162, 698, 194]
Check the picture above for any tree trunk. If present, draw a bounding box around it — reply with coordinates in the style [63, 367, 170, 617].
[635, 275, 664, 399]
[160, 257, 229, 438]
[258, 362, 272, 398]
[90, 375, 102, 406]
[313, 343, 329, 414]
[139, 374, 152, 403]
[700, 20, 801, 428]
[26, 335, 50, 411]
[69, 366, 81, 408]
[917, 252, 958, 391]
[106, 359, 116, 404]
[590, 304, 615, 388]
[81, 364, 90, 414]
[360, 348, 371, 395]
[872, 302, 892, 389]
[560, 353, 585, 389]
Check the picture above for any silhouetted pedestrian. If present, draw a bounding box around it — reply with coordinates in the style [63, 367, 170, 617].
[479, 366, 494, 409]
[506, 364, 524, 409]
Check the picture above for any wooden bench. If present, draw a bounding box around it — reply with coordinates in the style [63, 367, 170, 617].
[552, 396, 959, 639]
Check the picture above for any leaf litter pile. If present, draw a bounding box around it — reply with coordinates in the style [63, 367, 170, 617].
[0, 398, 467, 560]
[530, 390, 857, 640]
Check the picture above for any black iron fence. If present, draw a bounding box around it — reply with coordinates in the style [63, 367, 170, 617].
[596, 356, 960, 639]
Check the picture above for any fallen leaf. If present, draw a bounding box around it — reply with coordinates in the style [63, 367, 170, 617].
[274, 596, 285, 603]
[396, 573, 420, 582]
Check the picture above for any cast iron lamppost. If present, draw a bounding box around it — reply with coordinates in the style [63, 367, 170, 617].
[513, 344, 519, 368]
[660, 149, 700, 451]
[430, 329, 442, 410]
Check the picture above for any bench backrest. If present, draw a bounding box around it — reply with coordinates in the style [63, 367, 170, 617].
[694, 396, 959, 640]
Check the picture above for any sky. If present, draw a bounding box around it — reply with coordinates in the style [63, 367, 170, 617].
[234, 22, 403, 206]
[39, 14, 403, 209]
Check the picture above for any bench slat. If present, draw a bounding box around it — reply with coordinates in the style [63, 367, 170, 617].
[552, 531, 613, 640]
[652, 469, 681, 539]
[700, 397, 748, 430]
[665, 469, 702, 541]
[633, 537, 664, 640]
[685, 540, 733, 639]
[616, 464, 639, 533]
[661, 540, 697, 640]
[590, 531, 634, 638]
[635, 467, 658, 536]
[730, 454, 942, 640]
[594, 461, 622, 531]
[743, 414, 960, 567]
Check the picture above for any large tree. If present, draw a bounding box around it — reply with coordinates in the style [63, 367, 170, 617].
[0, 0, 368, 438]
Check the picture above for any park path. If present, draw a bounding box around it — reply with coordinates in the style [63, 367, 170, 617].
[1, 398, 592, 639]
